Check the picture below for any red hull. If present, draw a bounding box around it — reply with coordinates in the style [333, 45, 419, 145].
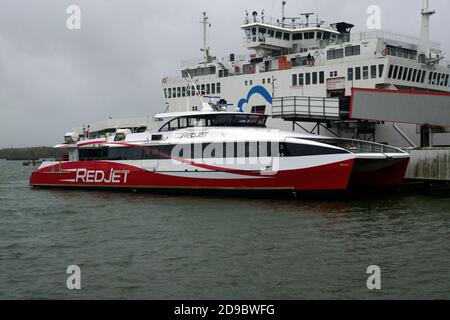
[349, 158, 410, 187]
[30, 159, 355, 192]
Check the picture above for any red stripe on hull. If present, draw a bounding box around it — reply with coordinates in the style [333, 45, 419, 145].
[30, 159, 355, 192]
[349, 158, 410, 187]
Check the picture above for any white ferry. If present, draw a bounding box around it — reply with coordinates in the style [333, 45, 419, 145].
[162, 0, 450, 148]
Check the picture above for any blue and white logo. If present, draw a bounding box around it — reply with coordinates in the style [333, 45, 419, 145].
[237, 86, 273, 112]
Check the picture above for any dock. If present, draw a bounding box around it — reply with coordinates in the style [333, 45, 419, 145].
[405, 147, 450, 189]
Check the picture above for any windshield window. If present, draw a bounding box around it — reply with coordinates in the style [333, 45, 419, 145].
[159, 114, 267, 132]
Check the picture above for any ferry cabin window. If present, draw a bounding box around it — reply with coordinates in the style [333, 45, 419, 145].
[216, 83, 221, 94]
[388, 65, 394, 79]
[319, 71, 324, 84]
[402, 68, 408, 81]
[312, 72, 318, 85]
[292, 74, 298, 86]
[323, 32, 331, 40]
[299, 73, 304, 86]
[206, 84, 210, 95]
[283, 33, 290, 41]
[363, 66, 369, 80]
[327, 48, 344, 60]
[421, 70, 426, 83]
[275, 31, 283, 39]
[159, 114, 267, 132]
[167, 89, 171, 99]
[293, 33, 303, 40]
[345, 45, 361, 57]
[79, 148, 108, 161]
[378, 64, 385, 78]
[303, 32, 315, 40]
[251, 106, 266, 115]
[355, 67, 361, 80]
[408, 68, 413, 82]
[305, 73, 311, 85]
[211, 83, 216, 94]
[348, 68, 354, 81]
[398, 67, 404, 80]
[393, 66, 399, 79]
[279, 143, 348, 157]
[182, 87, 186, 97]
[416, 70, 422, 82]
[371, 65, 377, 79]
[317, 32, 323, 40]
[445, 75, 449, 86]
[267, 29, 275, 38]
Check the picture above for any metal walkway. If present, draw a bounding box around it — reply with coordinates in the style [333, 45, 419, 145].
[272, 96, 340, 122]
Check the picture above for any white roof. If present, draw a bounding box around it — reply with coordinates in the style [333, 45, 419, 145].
[72, 116, 155, 134]
[241, 22, 340, 34]
[153, 111, 265, 119]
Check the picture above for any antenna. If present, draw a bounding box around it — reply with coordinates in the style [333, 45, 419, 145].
[300, 13, 314, 27]
[418, 0, 435, 60]
[281, 1, 287, 27]
[200, 12, 212, 63]
[252, 11, 258, 23]
[184, 71, 213, 112]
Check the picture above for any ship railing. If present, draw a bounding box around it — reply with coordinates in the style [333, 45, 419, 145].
[338, 140, 403, 154]
[272, 96, 340, 121]
[305, 138, 404, 154]
[242, 17, 335, 30]
[351, 30, 440, 50]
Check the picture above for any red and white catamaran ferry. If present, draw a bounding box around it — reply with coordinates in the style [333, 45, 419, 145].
[30, 102, 409, 192]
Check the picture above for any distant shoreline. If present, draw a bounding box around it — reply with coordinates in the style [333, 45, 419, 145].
[0, 147, 65, 161]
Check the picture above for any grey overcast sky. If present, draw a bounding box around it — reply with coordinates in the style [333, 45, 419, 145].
[1, 0, 449, 148]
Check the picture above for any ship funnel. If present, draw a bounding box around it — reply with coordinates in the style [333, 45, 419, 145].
[418, 0, 435, 61]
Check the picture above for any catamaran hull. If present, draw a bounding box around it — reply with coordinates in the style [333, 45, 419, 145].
[30, 158, 355, 192]
[349, 158, 410, 187]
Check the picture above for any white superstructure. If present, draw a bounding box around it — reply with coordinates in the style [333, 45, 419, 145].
[162, 1, 450, 148]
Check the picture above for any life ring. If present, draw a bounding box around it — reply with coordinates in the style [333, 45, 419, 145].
[381, 48, 388, 57]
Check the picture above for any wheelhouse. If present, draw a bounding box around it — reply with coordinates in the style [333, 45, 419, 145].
[158, 113, 268, 132]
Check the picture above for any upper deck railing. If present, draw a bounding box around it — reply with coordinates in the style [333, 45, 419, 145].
[351, 30, 440, 50]
[272, 96, 340, 121]
[242, 16, 336, 31]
